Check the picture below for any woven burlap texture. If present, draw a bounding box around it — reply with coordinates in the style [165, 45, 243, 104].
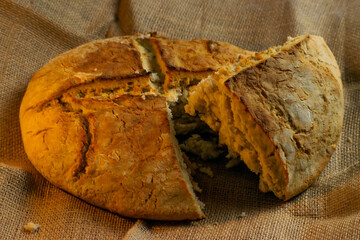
[0, 0, 359, 239]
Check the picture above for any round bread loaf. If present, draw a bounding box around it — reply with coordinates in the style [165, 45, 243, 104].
[20, 33, 343, 220]
[19, 33, 250, 220]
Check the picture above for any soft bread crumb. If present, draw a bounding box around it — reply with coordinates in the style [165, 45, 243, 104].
[180, 134, 223, 160]
[192, 181, 203, 193]
[190, 162, 214, 178]
[23, 222, 41, 233]
[199, 167, 214, 178]
[150, 72, 160, 83]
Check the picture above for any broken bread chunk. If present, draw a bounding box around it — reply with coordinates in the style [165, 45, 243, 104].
[19, 34, 248, 220]
[180, 134, 224, 160]
[186, 34, 343, 200]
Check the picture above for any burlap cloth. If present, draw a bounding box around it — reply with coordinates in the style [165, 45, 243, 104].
[0, 0, 359, 239]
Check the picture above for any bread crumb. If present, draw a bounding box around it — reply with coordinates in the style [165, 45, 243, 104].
[180, 134, 223, 160]
[150, 73, 160, 83]
[191, 162, 200, 171]
[199, 166, 214, 177]
[237, 212, 246, 218]
[347, 137, 352, 143]
[192, 181, 203, 193]
[225, 158, 241, 168]
[23, 222, 41, 233]
[189, 162, 214, 178]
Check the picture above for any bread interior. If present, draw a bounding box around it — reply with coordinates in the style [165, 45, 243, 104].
[134, 38, 165, 94]
[132, 35, 309, 202]
[166, 105, 205, 212]
[185, 35, 308, 200]
[134, 37, 221, 211]
[185, 76, 285, 198]
[135, 36, 224, 161]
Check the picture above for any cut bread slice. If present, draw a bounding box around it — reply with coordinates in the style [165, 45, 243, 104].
[186, 35, 343, 200]
[19, 34, 247, 220]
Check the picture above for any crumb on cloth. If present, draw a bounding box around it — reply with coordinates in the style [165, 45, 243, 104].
[225, 158, 242, 168]
[192, 181, 203, 193]
[237, 212, 246, 218]
[23, 222, 41, 233]
[199, 166, 214, 178]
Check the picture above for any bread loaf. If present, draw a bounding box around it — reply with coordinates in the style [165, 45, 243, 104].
[186, 35, 344, 200]
[19, 33, 250, 220]
[20, 33, 343, 220]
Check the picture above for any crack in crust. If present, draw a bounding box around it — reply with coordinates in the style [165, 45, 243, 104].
[73, 114, 92, 179]
[28, 74, 153, 114]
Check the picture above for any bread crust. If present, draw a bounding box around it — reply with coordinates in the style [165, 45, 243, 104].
[225, 35, 343, 200]
[148, 36, 251, 89]
[21, 33, 340, 218]
[20, 34, 245, 220]
[20, 37, 147, 115]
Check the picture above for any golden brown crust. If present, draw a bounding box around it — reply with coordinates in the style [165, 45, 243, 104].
[22, 95, 204, 220]
[151, 37, 247, 71]
[149, 36, 252, 89]
[20, 33, 340, 219]
[72, 95, 204, 220]
[20, 34, 251, 220]
[20, 37, 146, 116]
